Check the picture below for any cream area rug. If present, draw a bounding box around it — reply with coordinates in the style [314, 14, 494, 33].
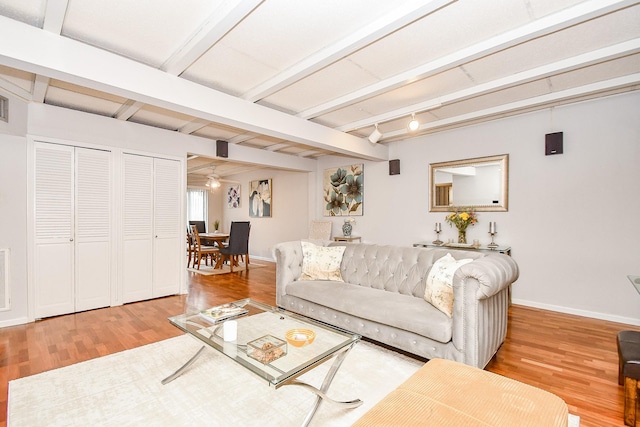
[187, 262, 265, 276]
[8, 335, 581, 427]
[8, 335, 422, 427]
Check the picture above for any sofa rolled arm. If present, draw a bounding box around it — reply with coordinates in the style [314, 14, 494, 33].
[455, 253, 519, 299]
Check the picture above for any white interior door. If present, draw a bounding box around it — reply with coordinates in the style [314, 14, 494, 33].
[153, 158, 181, 298]
[122, 154, 154, 303]
[34, 142, 74, 318]
[75, 147, 111, 312]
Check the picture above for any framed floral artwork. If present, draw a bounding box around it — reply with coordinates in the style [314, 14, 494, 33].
[227, 184, 240, 208]
[323, 164, 363, 216]
[249, 179, 271, 217]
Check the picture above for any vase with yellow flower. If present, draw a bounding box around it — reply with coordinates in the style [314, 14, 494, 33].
[445, 207, 478, 244]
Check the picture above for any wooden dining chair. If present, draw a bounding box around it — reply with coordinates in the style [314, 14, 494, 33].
[186, 227, 195, 268]
[190, 225, 219, 269]
[217, 221, 250, 272]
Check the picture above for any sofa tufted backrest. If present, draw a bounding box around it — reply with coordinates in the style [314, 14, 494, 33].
[338, 243, 486, 298]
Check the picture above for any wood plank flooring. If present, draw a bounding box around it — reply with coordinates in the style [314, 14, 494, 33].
[0, 262, 637, 426]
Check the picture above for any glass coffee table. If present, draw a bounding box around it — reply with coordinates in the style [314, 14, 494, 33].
[163, 298, 362, 426]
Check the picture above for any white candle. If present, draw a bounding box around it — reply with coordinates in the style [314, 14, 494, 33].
[435, 222, 441, 232]
[223, 320, 237, 342]
[489, 222, 496, 233]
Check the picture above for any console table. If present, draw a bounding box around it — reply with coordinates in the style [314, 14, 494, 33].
[413, 241, 511, 256]
[334, 236, 361, 242]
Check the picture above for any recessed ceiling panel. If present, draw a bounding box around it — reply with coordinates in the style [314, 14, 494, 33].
[549, 54, 640, 92]
[344, 0, 533, 82]
[0, 65, 35, 93]
[259, 59, 381, 113]
[62, 0, 223, 67]
[311, 67, 471, 129]
[192, 123, 246, 141]
[431, 79, 552, 121]
[463, 5, 640, 85]
[45, 86, 123, 117]
[183, 0, 417, 96]
[0, 0, 45, 27]
[128, 105, 195, 131]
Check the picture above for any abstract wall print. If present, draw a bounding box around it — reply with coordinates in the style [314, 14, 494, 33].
[249, 179, 271, 218]
[227, 184, 240, 208]
[323, 164, 363, 217]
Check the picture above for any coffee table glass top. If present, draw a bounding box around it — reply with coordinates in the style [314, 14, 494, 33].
[168, 298, 360, 388]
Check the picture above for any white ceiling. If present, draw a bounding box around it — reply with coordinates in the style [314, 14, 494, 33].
[0, 0, 638, 180]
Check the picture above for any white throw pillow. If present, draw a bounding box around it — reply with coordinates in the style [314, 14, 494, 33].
[424, 253, 473, 317]
[298, 241, 346, 282]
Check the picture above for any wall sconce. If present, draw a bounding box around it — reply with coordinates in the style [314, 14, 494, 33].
[368, 124, 383, 143]
[408, 113, 419, 131]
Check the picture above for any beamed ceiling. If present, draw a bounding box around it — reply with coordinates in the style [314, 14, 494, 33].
[0, 0, 638, 181]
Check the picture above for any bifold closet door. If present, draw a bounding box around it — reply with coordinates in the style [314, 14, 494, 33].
[34, 143, 111, 318]
[74, 147, 111, 312]
[152, 158, 181, 298]
[34, 143, 75, 318]
[122, 154, 154, 303]
[122, 154, 181, 303]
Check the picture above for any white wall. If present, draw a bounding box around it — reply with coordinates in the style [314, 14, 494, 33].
[0, 91, 29, 326]
[222, 168, 309, 261]
[1, 92, 638, 327]
[316, 91, 640, 325]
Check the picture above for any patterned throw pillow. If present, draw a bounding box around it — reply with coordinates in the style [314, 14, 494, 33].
[298, 241, 346, 282]
[424, 253, 473, 317]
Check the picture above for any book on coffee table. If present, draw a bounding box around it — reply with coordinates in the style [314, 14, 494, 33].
[199, 303, 248, 324]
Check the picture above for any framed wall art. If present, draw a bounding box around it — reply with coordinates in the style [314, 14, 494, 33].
[249, 179, 271, 218]
[227, 184, 240, 208]
[323, 164, 363, 217]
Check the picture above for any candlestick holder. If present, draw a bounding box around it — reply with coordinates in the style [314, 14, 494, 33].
[487, 231, 498, 249]
[432, 223, 443, 245]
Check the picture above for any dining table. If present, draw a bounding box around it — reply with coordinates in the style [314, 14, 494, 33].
[199, 232, 229, 248]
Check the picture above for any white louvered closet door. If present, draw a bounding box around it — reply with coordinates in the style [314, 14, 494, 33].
[75, 147, 111, 312]
[152, 158, 181, 298]
[34, 142, 75, 318]
[122, 154, 154, 303]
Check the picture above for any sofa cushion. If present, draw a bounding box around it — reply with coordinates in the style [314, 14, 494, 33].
[286, 280, 453, 343]
[298, 241, 345, 282]
[424, 253, 473, 317]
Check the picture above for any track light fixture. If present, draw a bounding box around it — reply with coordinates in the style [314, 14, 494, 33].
[368, 124, 383, 143]
[408, 113, 419, 131]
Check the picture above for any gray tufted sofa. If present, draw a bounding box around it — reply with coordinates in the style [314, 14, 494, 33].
[274, 241, 519, 368]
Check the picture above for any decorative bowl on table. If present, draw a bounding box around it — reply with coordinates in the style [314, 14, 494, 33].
[285, 328, 316, 347]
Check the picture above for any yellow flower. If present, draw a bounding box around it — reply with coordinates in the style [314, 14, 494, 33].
[459, 212, 469, 221]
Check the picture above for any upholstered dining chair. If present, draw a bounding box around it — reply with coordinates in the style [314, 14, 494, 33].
[190, 225, 219, 269]
[217, 221, 250, 272]
[309, 220, 332, 241]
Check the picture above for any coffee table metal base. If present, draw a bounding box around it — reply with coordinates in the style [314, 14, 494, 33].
[287, 341, 363, 427]
[161, 341, 362, 426]
[161, 345, 206, 385]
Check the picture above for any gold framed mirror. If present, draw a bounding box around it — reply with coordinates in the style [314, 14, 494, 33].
[429, 154, 509, 212]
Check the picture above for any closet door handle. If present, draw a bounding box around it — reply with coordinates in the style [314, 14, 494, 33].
[70, 238, 74, 242]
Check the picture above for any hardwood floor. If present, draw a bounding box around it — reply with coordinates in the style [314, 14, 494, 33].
[0, 262, 637, 426]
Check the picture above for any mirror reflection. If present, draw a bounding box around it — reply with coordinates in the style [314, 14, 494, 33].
[429, 154, 508, 212]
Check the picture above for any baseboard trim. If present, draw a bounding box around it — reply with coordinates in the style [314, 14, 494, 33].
[0, 316, 29, 328]
[512, 299, 640, 327]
